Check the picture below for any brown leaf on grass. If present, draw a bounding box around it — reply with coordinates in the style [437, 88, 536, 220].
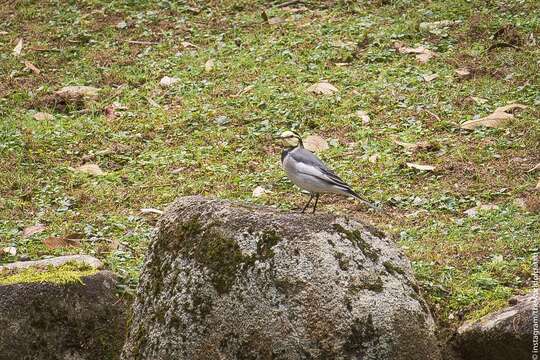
[406, 162, 435, 171]
[536, 179, 540, 190]
[232, 85, 254, 98]
[455, 68, 471, 79]
[13, 38, 23, 57]
[268, 16, 284, 25]
[0, 247, 17, 256]
[355, 110, 370, 124]
[461, 103, 527, 130]
[395, 140, 438, 152]
[23, 60, 40, 74]
[140, 208, 164, 215]
[307, 81, 339, 95]
[368, 154, 379, 163]
[104, 104, 118, 120]
[393, 42, 435, 63]
[181, 41, 199, 49]
[252, 186, 269, 198]
[304, 135, 329, 152]
[33, 112, 54, 121]
[204, 59, 215, 73]
[73, 163, 106, 176]
[422, 74, 439, 82]
[22, 224, 46, 237]
[55, 86, 100, 100]
[42, 236, 81, 249]
[527, 163, 540, 173]
[419, 20, 461, 32]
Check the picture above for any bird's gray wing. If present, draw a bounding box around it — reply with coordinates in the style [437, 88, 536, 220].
[289, 148, 353, 190]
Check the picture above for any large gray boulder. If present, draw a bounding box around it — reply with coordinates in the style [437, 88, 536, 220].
[122, 196, 441, 360]
[0, 270, 127, 360]
[452, 292, 536, 360]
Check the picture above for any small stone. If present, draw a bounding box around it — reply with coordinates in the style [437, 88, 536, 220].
[159, 76, 180, 88]
[252, 186, 268, 197]
[215, 115, 230, 126]
[33, 112, 54, 121]
[116, 20, 128, 29]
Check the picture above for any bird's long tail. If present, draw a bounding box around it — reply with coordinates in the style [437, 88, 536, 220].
[346, 189, 381, 211]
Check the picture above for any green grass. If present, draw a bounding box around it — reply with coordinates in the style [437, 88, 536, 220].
[1, 0, 539, 327]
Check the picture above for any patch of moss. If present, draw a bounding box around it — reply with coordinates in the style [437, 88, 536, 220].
[333, 224, 380, 262]
[349, 275, 384, 294]
[383, 261, 405, 275]
[170, 221, 285, 295]
[0, 262, 97, 285]
[256, 230, 282, 261]
[334, 252, 350, 271]
[343, 314, 379, 356]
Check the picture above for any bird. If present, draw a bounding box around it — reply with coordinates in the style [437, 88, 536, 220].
[278, 130, 379, 213]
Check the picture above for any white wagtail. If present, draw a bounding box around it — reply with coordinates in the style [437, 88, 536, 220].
[279, 131, 378, 213]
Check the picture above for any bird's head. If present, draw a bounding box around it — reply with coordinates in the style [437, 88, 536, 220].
[277, 130, 303, 147]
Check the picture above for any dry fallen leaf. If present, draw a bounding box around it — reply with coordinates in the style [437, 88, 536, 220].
[536, 179, 540, 190]
[159, 76, 179, 87]
[22, 223, 46, 237]
[304, 135, 329, 152]
[140, 208, 164, 215]
[461, 103, 527, 130]
[422, 74, 439, 82]
[307, 81, 339, 95]
[527, 163, 540, 173]
[104, 105, 117, 120]
[252, 186, 269, 198]
[42, 236, 81, 249]
[73, 163, 106, 176]
[1, 247, 17, 256]
[23, 60, 40, 74]
[268, 16, 284, 25]
[181, 41, 199, 49]
[232, 84, 254, 98]
[55, 86, 100, 100]
[406, 163, 435, 171]
[204, 59, 215, 73]
[393, 42, 435, 63]
[368, 154, 379, 163]
[455, 68, 471, 79]
[33, 112, 54, 121]
[465, 204, 499, 217]
[356, 110, 370, 124]
[419, 20, 461, 32]
[13, 38, 23, 57]
[395, 140, 436, 152]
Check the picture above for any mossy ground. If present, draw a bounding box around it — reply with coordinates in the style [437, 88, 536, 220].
[0, 262, 97, 285]
[1, 0, 538, 327]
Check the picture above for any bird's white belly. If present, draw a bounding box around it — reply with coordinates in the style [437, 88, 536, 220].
[283, 158, 335, 194]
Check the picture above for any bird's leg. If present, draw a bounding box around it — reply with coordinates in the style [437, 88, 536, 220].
[312, 194, 320, 213]
[301, 193, 314, 213]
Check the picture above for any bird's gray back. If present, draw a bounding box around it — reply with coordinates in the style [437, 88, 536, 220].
[288, 147, 332, 172]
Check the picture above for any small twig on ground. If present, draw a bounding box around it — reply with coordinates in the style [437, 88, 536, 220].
[29, 47, 61, 52]
[424, 109, 441, 122]
[123, 40, 160, 45]
[137, 183, 175, 189]
[274, 0, 303, 8]
[487, 42, 520, 52]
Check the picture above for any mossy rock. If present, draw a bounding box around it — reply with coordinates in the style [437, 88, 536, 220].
[0, 262, 98, 286]
[122, 196, 441, 360]
[0, 270, 127, 360]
